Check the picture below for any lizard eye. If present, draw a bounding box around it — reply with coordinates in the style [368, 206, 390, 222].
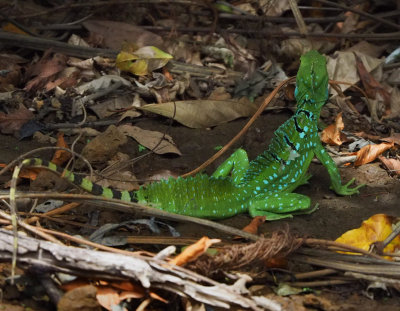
[294, 86, 298, 98]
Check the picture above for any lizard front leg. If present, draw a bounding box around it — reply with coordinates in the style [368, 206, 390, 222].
[314, 143, 364, 195]
[211, 148, 249, 184]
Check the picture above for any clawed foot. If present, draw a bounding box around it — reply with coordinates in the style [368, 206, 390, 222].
[330, 178, 365, 196]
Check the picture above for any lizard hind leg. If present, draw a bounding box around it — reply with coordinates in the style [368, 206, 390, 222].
[211, 148, 249, 184]
[248, 192, 312, 220]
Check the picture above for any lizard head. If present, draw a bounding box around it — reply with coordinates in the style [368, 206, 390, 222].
[294, 50, 329, 108]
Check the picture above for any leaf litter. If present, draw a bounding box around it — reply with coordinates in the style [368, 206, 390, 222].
[1, 1, 400, 310]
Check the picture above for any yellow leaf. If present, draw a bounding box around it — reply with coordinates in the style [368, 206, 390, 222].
[116, 46, 172, 76]
[335, 214, 400, 258]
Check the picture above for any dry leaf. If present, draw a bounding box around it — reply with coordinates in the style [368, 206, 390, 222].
[264, 256, 288, 268]
[388, 86, 400, 118]
[355, 53, 391, 114]
[0, 53, 23, 91]
[92, 170, 139, 191]
[380, 133, 400, 146]
[149, 292, 168, 303]
[80, 125, 128, 166]
[353, 142, 394, 166]
[354, 131, 382, 141]
[118, 124, 181, 155]
[25, 51, 68, 92]
[96, 287, 120, 311]
[169, 236, 221, 266]
[379, 156, 400, 176]
[75, 75, 131, 94]
[242, 216, 266, 235]
[51, 132, 71, 166]
[118, 109, 141, 122]
[2, 22, 28, 35]
[335, 214, 400, 257]
[320, 112, 346, 146]
[0, 104, 34, 134]
[139, 99, 258, 128]
[83, 20, 163, 50]
[58, 285, 100, 311]
[326, 51, 383, 94]
[116, 46, 172, 76]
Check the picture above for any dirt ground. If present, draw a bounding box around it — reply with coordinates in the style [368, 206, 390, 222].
[1, 111, 400, 310]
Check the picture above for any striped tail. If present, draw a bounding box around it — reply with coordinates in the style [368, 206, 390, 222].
[21, 158, 138, 202]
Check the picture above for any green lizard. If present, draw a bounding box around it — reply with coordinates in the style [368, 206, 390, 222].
[20, 50, 363, 220]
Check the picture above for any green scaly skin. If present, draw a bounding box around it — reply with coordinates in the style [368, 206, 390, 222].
[21, 50, 364, 220]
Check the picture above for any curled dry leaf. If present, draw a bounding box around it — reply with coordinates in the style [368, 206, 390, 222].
[355, 53, 391, 114]
[118, 124, 181, 155]
[51, 132, 71, 166]
[242, 216, 266, 235]
[320, 112, 346, 146]
[353, 141, 394, 166]
[169, 236, 221, 266]
[379, 156, 400, 176]
[335, 214, 400, 258]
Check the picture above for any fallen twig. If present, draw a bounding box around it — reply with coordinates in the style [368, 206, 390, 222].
[0, 228, 280, 311]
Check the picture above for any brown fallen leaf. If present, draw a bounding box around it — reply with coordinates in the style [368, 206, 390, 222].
[58, 284, 100, 311]
[355, 53, 391, 114]
[320, 112, 346, 146]
[80, 125, 128, 167]
[379, 156, 400, 176]
[25, 51, 68, 92]
[0, 104, 34, 134]
[242, 216, 266, 235]
[353, 141, 394, 166]
[51, 132, 71, 166]
[118, 124, 181, 155]
[0, 53, 23, 91]
[96, 287, 120, 311]
[354, 131, 382, 141]
[83, 20, 163, 50]
[169, 236, 221, 266]
[139, 99, 258, 128]
[380, 133, 400, 146]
